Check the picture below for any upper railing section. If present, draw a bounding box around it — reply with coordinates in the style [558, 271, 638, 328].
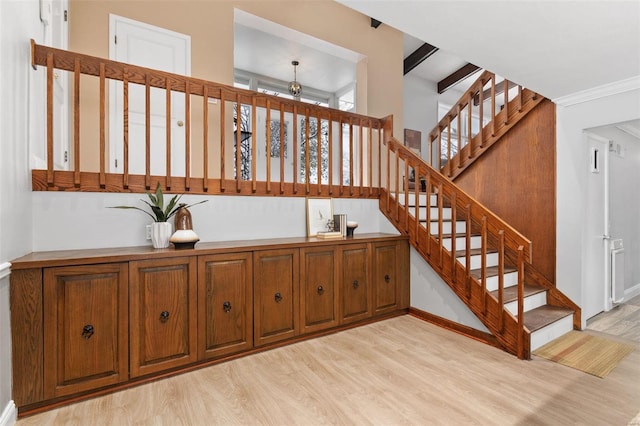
[31, 41, 385, 197]
[429, 70, 543, 180]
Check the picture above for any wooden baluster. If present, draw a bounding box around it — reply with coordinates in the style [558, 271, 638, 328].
[328, 114, 333, 195]
[456, 105, 462, 168]
[274, 99, 279, 193]
[414, 166, 420, 248]
[203, 85, 209, 191]
[266, 100, 272, 193]
[394, 150, 400, 221]
[385, 137, 390, 213]
[220, 91, 226, 192]
[478, 85, 485, 148]
[450, 192, 457, 281]
[73, 58, 81, 187]
[481, 216, 488, 314]
[99, 62, 106, 189]
[304, 109, 310, 194]
[377, 124, 382, 194]
[437, 183, 444, 269]
[517, 85, 523, 112]
[447, 119, 452, 177]
[280, 104, 286, 195]
[467, 94, 473, 160]
[359, 121, 364, 196]
[340, 119, 344, 196]
[236, 93, 242, 193]
[122, 67, 129, 189]
[498, 230, 505, 333]
[503, 79, 509, 126]
[368, 121, 373, 196]
[517, 246, 525, 359]
[165, 78, 172, 189]
[317, 111, 322, 195]
[251, 96, 257, 192]
[428, 134, 433, 169]
[184, 81, 191, 191]
[404, 160, 409, 232]
[490, 75, 496, 137]
[425, 173, 431, 257]
[145, 74, 151, 189]
[437, 126, 442, 169]
[46, 54, 55, 186]
[349, 118, 354, 196]
[465, 203, 472, 298]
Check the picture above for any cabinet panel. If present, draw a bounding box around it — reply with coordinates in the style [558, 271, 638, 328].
[254, 249, 299, 346]
[43, 263, 128, 399]
[198, 253, 253, 360]
[373, 242, 398, 314]
[340, 244, 371, 324]
[300, 247, 338, 333]
[130, 257, 197, 377]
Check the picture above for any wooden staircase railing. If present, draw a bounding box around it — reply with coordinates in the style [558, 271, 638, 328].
[381, 124, 534, 358]
[430, 70, 544, 180]
[30, 41, 384, 198]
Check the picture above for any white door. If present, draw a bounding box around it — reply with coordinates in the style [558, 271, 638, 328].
[109, 15, 190, 176]
[583, 132, 610, 321]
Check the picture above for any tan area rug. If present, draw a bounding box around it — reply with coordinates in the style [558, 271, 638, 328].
[533, 331, 634, 378]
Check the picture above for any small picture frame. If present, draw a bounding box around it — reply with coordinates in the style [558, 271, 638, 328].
[306, 197, 333, 237]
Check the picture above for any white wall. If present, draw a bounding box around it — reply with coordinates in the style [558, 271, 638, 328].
[0, 0, 47, 423]
[556, 84, 640, 326]
[403, 74, 438, 162]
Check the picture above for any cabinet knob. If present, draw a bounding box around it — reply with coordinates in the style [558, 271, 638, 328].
[274, 292, 283, 303]
[317, 285, 324, 295]
[160, 311, 170, 323]
[223, 301, 232, 313]
[81, 324, 94, 339]
[385, 274, 391, 283]
[353, 280, 359, 289]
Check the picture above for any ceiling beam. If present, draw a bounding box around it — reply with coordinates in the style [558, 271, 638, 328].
[370, 18, 382, 29]
[404, 43, 439, 75]
[437, 63, 481, 94]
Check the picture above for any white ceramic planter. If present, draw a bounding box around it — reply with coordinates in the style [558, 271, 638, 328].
[151, 222, 172, 248]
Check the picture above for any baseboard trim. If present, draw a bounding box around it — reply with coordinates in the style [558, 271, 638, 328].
[0, 263, 11, 281]
[0, 400, 17, 426]
[408, 307, 503, 351]
[624, 283, 640, 301]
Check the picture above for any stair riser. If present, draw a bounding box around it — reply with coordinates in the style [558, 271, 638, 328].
[429, 221, 466, 235]
[529, 315, 574, 352]
[443, 236, 482, 251]
[485, 272, 518, 292]
[396, 193, 438, 207]
[504, 291, 547, 315]
[457, 252, 499, 269]
[411, 207, 452, 221]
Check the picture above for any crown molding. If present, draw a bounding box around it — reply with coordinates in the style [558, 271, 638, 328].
[553, 76, 640, 107]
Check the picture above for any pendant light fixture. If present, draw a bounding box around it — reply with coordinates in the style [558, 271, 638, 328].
[288, 60, 302, 100]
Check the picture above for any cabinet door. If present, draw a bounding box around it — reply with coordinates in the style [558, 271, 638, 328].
[340, 244, 371, 324]
[373, 242, 398, 314]
[254, 249, 299, 346]
[198, 253, 253, 360]
[130, 257, 197, 377]
[300, 247, 338, 334]
[43, 263, 128, 399]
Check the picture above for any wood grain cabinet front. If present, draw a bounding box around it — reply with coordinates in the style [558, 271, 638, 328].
[198, 252, 253, 360]
[43, 263, 129, 399]
[129, 257, 197, 377]
[372, 242, 399, 314]
[339, 243, 371, 324]
[253, 248, 300, 346]
[300, 247, 339, 334]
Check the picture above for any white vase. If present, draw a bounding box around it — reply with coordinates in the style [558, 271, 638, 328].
[151, 222, 172, 248]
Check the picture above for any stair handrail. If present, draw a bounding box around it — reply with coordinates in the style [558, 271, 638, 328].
[382, 136, 532, 358]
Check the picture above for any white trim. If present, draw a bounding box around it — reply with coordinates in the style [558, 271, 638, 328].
[553, 76, 640, 107]
[0, 263, 11, 281]
[624, 283, 640, 302]
[0, 401, 17, 426]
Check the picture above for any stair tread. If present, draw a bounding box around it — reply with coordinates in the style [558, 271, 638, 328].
[437, 232, 481, 240]
[489, 283, 546, 303]
[470, 265, 517, 279]
[523, 305, 574, 333]
[455, 248, 498, 258]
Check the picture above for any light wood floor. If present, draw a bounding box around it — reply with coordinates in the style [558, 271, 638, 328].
[18, 316, 640, 425]
[588, 294, 640, 343]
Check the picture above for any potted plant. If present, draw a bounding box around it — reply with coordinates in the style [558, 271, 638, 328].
[110, 182, 207, 248]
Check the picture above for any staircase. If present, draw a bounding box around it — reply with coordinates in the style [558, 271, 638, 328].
[380, 71, 580, 359]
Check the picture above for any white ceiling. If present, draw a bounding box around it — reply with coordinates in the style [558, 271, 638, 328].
[338, 0, 640, 100]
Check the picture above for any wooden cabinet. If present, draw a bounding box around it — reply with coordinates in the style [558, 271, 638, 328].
[254, 248, 299, 346]
[129, 257, 197, 377]
[340, 243, 371, 324]
[198, 253, 253, 359]
[300, 247, 339, 333]
[373, 242, 399, 314]
[43, 263, 128, 399]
